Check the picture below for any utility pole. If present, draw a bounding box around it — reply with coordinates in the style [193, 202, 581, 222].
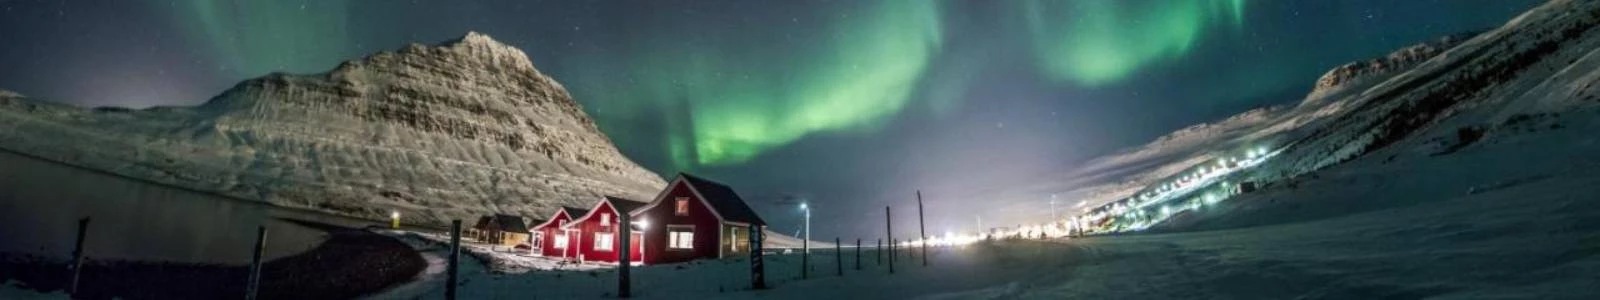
[854, 238, 861, 270]
[886, 206, 894, 274]
[918, 191, 927, 267]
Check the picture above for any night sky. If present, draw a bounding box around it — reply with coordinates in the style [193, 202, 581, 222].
[0, 0, 1543, 237]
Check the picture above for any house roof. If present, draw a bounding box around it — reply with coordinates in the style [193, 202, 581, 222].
[680, 173, 767, 226]
[567, 196, 650, 227]
[472, 216, 493, 231]
[604, 196, 649, 215]
[560, 206, 590, 219]
[489, 214, 530, 233]
[532, 207, 583, 230]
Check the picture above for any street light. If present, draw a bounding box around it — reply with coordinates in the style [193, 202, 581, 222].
[390, 211, 401, 229]
[799, 202, 811, 279]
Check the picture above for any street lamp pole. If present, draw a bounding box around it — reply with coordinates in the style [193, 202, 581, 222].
[801, 202, 811, 279]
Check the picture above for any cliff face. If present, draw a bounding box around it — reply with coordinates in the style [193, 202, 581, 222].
[1310, 32, 1479, 95]
[0, 32, 666, 225]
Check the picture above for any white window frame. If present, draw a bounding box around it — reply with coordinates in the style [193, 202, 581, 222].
[668, 225, 694, 250]
[601, 213, 611, 226]
[554, 233, 568, 249]
[594, 232, 614, 252]
[675, 197, 690, 216]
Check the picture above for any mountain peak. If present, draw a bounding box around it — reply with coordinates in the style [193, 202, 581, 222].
[0, 31, 667, 226]
[435, 31, 531, 69]
[340, 31, 537, 76]
[454, 31, 498, 46]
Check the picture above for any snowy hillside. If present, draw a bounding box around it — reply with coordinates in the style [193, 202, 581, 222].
[1046, 0, 1600, 234]
[368, 2, 1600, 297]
[0, 32, 666, 226]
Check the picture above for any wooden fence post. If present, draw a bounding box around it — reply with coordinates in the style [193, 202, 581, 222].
[801, 232, 809, 280]
[619, 213, 631, 298]
[246, 226, 267, 300]
[448, 220, 461, 300]
[835, 237, 842, 276]
[886, 206, 894, 274]
[918, 191, 927, 267]
[68, 217, 89, 297]
[750, 225, 766, 290]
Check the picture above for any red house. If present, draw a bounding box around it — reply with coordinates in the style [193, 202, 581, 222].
[530, 206, 588, 258]
[631, 173, 767, 265]
[563, 196, 648, 264]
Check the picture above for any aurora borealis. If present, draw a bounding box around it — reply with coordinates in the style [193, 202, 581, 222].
[592, 1, 943, 167]
[1024, 0, 1246, 85]
[0, 0, 1548, 237]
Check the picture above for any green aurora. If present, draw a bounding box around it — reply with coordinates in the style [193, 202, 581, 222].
[161, 0, 1252, 170]
[172, 0, 356, 78]
[590, 1, 944, 168]
[1025, 0, 1247, 86]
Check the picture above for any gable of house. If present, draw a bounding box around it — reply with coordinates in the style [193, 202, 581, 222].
[679, 173, 766, 226]
[565, 196, 648, 263]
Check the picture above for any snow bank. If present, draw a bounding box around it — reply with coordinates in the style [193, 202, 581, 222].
[0, 280, 69, 299]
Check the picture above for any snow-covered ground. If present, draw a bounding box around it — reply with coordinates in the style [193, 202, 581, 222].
[353, 1, 1600, 298]
[0, 280, 68, 299]
[362, 110, 1600, 299]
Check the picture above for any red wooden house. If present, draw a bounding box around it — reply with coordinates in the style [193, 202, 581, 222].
[631, 173, 767, 265]
[563, 196, 648, 264]
[530, 206, 588, 258]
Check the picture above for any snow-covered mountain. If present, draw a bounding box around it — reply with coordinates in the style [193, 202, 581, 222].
[1047, 0, 1600, 233]
[0, 32, 666, 226]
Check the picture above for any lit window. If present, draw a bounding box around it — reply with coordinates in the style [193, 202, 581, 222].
[554, 233, 568, 249]
[601, 214, 611, 226]
[595, 232, 614, 251]
[675, 197, 690, 216]
[668, 225, 694, 250]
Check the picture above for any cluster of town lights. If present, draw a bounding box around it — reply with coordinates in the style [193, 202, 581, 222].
[1065, 145, 1282, 234]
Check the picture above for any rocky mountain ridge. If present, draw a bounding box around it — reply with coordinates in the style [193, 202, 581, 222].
[1311, 32, 1479, 95]
[0, 32, 666, 225]
[1021, 0, 1600, 232]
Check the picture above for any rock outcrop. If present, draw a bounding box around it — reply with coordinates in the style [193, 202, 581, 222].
[1311, 32, 1479, 94]
[0, 32, 666, 225]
